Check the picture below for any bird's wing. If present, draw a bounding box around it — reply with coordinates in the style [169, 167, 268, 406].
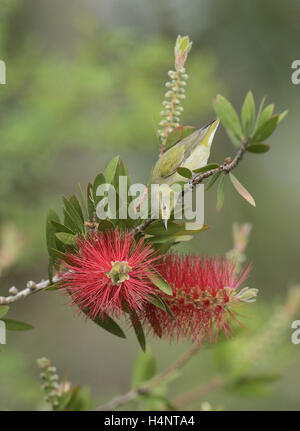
[157, 143, 186, 179]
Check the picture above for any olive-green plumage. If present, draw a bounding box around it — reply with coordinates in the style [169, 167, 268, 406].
[152, 119, 219, 185]
[152, 119, 219, 226]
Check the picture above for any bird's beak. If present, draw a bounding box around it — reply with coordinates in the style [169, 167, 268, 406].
[163, 219, 168, 230]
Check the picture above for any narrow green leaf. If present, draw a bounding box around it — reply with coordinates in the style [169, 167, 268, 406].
[46, 209, 60, 256]
[255, 95, 266, 127]
[241, 91, 255, 137]
[147, 294, 167, 311]
[70, 195, 84, 223]
[246, 143, 270, 154]
[193, 163, 219, 174]
[46, 209, 60, 281]
[278, 109, 288, 123]
[213, 94, 243, 139]
[130, 311, 146, 352]
[105, 156, 120, 184]
[78, 183, 88, 219]
[86, 183, 94, 220]
[131, 349, 157, 389]
[226, 128, 242, 147]
[159, 297, 175, 319]
[3, 318, 34, 331]
[206, 171, 221, 190]
[257, 104, 274, 128]
[90, 312, 126, 339]
[52, 249, 76, 266]
[93, 173, 105, 204]
[51, 220, 74, 234]
[147, 294, 175, 319]
[176, 167, 193, 179]
[216, 175, 226, 212]
[0, 306, 9, 319]
[149, 274, 173, 296]
[229, 173, 256, 207]
[63, 197, 84, 233]
[252, 115, 279, 143]
[55, 232, 77, 246]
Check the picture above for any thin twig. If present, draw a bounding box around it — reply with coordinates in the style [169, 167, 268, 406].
[0, 276, 57, 305]
[95, 339, 203, 411]
[171, 375, 224, 409]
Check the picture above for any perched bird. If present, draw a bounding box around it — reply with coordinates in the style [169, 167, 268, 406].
[152, 119, 219, 227]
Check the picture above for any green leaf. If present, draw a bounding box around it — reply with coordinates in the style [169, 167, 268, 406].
[86, 183, 94, 220]
[165, 126, 195, 150]
[241, 91, 255, 137]
[213, 94, 243, 140]
[46, 209, 60, 256]
[216, 175, 226, 212]
[105, 156, 120, 184]
[254, 95, 266, 131]
[206, 171, 221, 190]
[226, 128, 242, 147]
[93, 173, 106, 204]
[229, 173, 256, 207]
[90, 312, 126, 339]
[51, 220, 74, 234]
[176, 167, 193, 179]
[78, 183, 88, 219]
[46, 209, 60, 281]
[0, 306, 9, 319]
[52, 249, 76, 266]
[246, 143, 270, 154]
[149, 274, 173, 296]
[129, 311, 146, 352]
[252, 115, 279, 143]
[257, 104, 274, 128]
[55, 232, 77, 246]
[131, 349, 157, 388]
[158, 297, 175, 319]
[193, 163, 219, 174]
[63, 197, 84, 233]
[278, 109, 288, 123]
[147, 294, 175, 319]
[70, 195, 84, 223]
[2, 318, 34, 331]
[147, 294, 167, 311]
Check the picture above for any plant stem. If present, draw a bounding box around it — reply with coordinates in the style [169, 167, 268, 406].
[0, 276, 57, 305]
[95, 339, 203, 411]
[171, 375, 224, 409]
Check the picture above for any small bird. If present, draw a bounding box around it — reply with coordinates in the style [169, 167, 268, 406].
[152, 119, 219, 227]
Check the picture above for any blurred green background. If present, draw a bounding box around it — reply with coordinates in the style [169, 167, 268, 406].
[1, 0, 300, 410]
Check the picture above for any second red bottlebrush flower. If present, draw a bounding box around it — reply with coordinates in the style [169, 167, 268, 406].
[58, 229, 159, 319]
[142, 254, 254, 342]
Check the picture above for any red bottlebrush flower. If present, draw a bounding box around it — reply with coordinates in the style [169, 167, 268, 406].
[142, 254, 252, 342]
[58, 230, 159, 319]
